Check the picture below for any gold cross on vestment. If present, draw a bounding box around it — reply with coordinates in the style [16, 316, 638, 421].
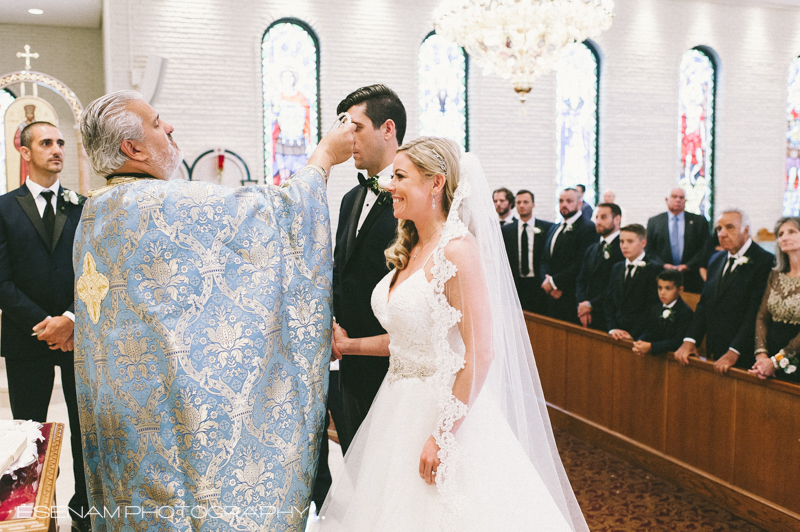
[16, 44, 39, 71]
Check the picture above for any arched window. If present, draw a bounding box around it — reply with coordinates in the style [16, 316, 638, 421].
[262, 18, 320, 186]
[0, 88, 16, 194]
[678, 47, 716, 221]
[555, 41, 599, 208]
[418, 31, 468, 149]
[785, 57, 800, 216]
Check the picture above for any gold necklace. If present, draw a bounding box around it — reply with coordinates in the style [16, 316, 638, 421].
[412, 227, 442, 261]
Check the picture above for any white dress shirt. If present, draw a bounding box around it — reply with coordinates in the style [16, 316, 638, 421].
[517, 217, 537, 278]
[25, 178, 60, 217]
[601, 230, 620, 247]
[25, 178, 75, 323]
[356, 164, 392, 236]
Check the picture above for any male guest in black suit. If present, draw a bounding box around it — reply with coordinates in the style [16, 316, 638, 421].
[576, 184, 593, 221]
[576, 203, 623, 330]
[493, 187, 517, 226]
[502, 190, 553, 313]
[605, 224, 664, 340]
[541, 188, 597, 323]
[645, 187, 709, 293]
[674, 208, 773, 374]
[633, 270, 694, 356]
[0, 122, 89, 531]
[330, 85, 405, 451]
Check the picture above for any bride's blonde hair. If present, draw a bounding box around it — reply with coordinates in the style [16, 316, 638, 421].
[385, 136, 461, 271]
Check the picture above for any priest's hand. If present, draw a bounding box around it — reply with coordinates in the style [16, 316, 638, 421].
[308, 122, 356, 176]
[419, 435, 441, 486]
[713, 350, 739, 375]
[674, 341, 697, 366]
[34, 316, 74, 350]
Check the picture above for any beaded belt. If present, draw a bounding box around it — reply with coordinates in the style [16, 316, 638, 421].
[386, 357, 436, 382]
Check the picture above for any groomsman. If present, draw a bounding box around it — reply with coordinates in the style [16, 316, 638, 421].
[674, 208, 772, 373]
[645, 187, 709, 293]
[605, 224, 664, 340]
[494, 187, 517, 226]
[0, 122, 89, 531]
[331, 85, 405, 451]
[576, 184, 593, 221]
[541, 188, 596, 323]
[576, 203, 623, 330]
[502, 190, 553, 313]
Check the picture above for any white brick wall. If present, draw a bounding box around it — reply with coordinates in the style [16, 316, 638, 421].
[0, 23, 105, 191]
[13, 0, 796, 234]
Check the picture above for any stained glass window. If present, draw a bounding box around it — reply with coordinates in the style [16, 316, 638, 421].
[419, 31, 468, 149]
[262, 19, 320, 186]
[556, 41, 599, 209]
[0, 89, 15, 194]
[784, 57, 800, 216]
[678, 48, 715, 221]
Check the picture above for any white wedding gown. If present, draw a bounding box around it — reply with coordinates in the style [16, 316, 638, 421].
[313, 264, 575, 531]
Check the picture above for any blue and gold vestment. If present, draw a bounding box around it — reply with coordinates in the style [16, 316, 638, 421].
[73, 167, 332, 531]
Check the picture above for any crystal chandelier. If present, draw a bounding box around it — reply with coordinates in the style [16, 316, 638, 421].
[434, 0, 614, 102]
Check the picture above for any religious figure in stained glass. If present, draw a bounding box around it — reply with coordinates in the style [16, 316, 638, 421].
[784, 57, 800, 216]
[418, 32, 468, 149]
[678, 48, 715, 220]
[556, 42, 599, 210]
[263, 20, 319, 186]
[0, 89, 15, 194]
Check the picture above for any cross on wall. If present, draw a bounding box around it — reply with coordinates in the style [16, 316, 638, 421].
[16, 44, 39, 71]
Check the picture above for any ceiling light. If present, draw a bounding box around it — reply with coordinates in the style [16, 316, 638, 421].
[28, 8, 44, 15]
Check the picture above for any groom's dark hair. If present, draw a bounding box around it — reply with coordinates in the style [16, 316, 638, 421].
[337, 84, 407, 144]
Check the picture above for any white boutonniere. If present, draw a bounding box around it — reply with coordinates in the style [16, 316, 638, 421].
[565, 223, 574, 232]
[533, 227, 542, 234]
[662, 308, 672, 320]
[733, 256, 749, 268]
[375, 175, 391, 192]
[604, 250, 611, 259]
[60, 189, 84, 210]
[631, 260, 647, 268]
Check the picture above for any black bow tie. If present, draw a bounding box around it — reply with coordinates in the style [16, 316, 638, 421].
[358, 173, 376, 189]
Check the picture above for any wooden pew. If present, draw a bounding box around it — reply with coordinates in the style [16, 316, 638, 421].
[526, 312, 800, 532]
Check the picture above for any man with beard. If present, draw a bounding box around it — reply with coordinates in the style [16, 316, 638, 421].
[576, 203, 623, 330]
[493, 187, 516, 226]
[73, 90, 354, 532]
[540, 188, 597, 323]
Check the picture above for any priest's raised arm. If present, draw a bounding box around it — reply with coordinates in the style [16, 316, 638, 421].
[72, 90, 354, 532]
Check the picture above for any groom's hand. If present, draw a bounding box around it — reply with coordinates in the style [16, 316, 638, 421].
[308, 122, 356, 174]
[34, 316, 74, 350]
[332, 322, 349, 360]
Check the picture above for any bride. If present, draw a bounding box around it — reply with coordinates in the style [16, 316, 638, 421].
[314, 137, 589, 531]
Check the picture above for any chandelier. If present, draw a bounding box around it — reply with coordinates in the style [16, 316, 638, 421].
[434, 0, 614, 102]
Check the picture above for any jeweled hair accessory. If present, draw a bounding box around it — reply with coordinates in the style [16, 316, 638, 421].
[431, 151, 447, 174]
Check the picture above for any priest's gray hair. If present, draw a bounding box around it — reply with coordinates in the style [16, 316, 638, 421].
[717, 207, 751, 231]
[81, 90, 146, 176]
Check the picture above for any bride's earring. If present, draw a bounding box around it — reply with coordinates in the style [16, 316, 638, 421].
[431, 195, 436, 210]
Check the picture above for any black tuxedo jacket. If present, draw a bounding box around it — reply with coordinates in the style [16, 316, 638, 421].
[686, 243, 773, 367]
[0, 185, 83, 360]
[501, 218, 554, 281]
[333, 184, 398, 401]
[646, 211, 709, 291]
[604, 254, 664, 338]
[575, 234, 624, 329]
[638, 297, 694, 355]
[540, 215, 597, 297]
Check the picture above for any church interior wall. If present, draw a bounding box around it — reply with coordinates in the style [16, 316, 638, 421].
[0, 23, 105, 191]
[31, 0, 800, 234]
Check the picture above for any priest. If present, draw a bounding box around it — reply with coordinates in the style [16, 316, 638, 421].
[73, 90, 353, 532]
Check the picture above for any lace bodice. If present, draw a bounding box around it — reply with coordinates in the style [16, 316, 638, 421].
[372, 268, 463, 383]
[756, 270, 800, 354]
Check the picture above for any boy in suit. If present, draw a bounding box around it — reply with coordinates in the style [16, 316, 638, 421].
[633, 270, 694, 356]
[605, 224, 664, 340]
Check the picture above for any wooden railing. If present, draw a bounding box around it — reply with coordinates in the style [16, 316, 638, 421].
[525, 312, 800, 532]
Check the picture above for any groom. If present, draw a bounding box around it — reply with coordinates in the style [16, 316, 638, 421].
[332, 85, 406, 451]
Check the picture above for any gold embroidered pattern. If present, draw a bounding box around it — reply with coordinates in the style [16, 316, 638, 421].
[76, 253, 109, 324]
[386, 356, 436, 382]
